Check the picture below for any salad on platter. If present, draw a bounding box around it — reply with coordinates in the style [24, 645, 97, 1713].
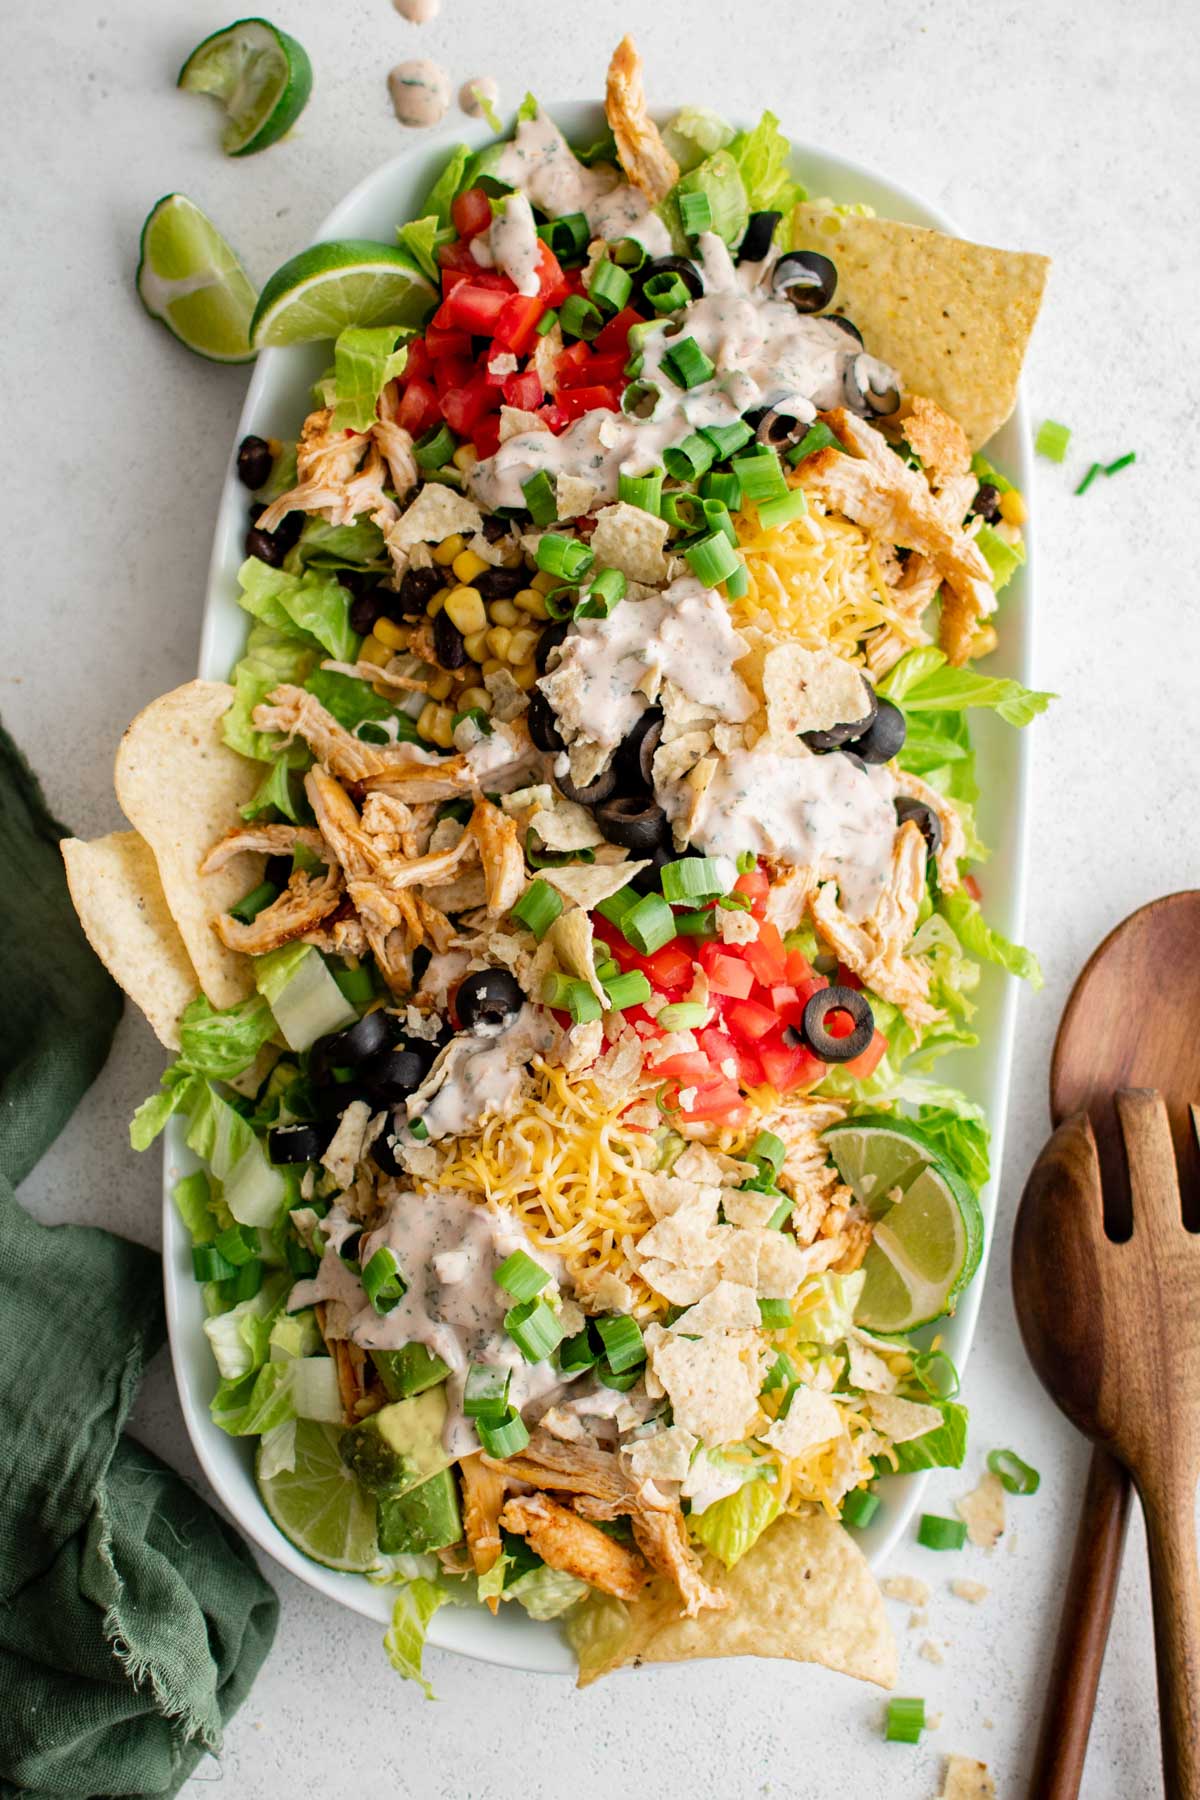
[66, 37, 1052, 1695]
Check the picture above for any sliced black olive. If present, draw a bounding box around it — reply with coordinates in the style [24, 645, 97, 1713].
[372, 1129, 406, 1176]
[737, 211, 781, 264]
[349, 590, 383, 635]
[614, 707, 663, 792]
[268, 1122, 331, 1163]
[772, 251, 838, 313]
[844, 354, 901, 419]
[555, 761, 618, 807]
[456, 967, 525, 1034]
[843, 697, 906, 765]
[433, 609, 467, 670]
[802, 679, 878, 752]
[755, 407, 810, 451]
[825, 313, 863, 346]
[237, 435, 274, 489]
[630, 844, 675, 894]
[535, 620, 570, 676]
[391, 565, 443, 617]
[595, 795, 670, 854]
[361, 1047, 433, 1106]
[970, 482, 1002, 524]
[799, 986, 874, 1062]
[894, 795, 943, 856]
[527, 690, 566, 753]
[476, 564, 528, 600]
[633, 254, 704, 304]
[311, 1010, 392, 1084]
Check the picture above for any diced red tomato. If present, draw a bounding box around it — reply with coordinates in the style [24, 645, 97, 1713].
[698, 943, 755, 998]
[395, 376, 442, 437]
[835, 963, 863, 991]
[841, 1028, 889, 1081]
[555, 341, 592, 384]
[743, 922, 787, 987]
[424, 323, 471, 361]
[759, 1036, 825, 1094]
[682, 1078, 750, 1126]
[433, 354, 476, 399]
[501, 369, 544, 410]
[437, 238, 482, 275]
[536, 403, 572, 433]
[640, 940, 694, 992]
[825, 1005, 861, 1039]
[724, 997, 780, 1043]
[770, 974, 828, 1029]
[441, 283, 513, 333]
[594, 305, 642, 354]
[402, 337, 433, 383]
[535, 241, 571, 306]
[471, 413, 502, 459]
[492, 293, 546, 355]
[451, 186, 492, 241]
[698, 1024, 738, 1071]
[441, 373, 499, 436]
[556, 384, 621, 421]
[732, 1042, 766, 1087]
[785, 947, 816, 986]
[734, 866, 769, 919]
[652, 1051, 712, 1084]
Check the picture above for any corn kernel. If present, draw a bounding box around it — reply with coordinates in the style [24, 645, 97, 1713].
[373, 616, 410, 651]
[452, 548, 489, 584]
[444, 585, 488, 635]
[486, 626, 513, 660]
[531, 569, 558, 595]
[488, 598, 520, 628]
[482, 657, 507, 678]
[999, 488, 1027, 526]
[456, 662, 482, 688]
[451, 445, 479, 474]
[417, 700, 439, 740]
[427, 669, 454, 701]
[430, 706, 456, 750]
[506, 628, 538, 665]
[463, 627, 489, 662]
[360, 634, 390, 667]
[514, 587, 549, 619]
[432, 534, 465, 565]
[970, 623, 998, 658]
[513, 658, 539, 690]
[457, 686, 492, 713]
[427, 588, 448, 618]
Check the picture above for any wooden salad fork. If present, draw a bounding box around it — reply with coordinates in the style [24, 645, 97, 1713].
[1012, 891, 1200, 1799]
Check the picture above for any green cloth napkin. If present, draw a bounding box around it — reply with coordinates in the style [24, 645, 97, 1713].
[0, 726, 278, 1798]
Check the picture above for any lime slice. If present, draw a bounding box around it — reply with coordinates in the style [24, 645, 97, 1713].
[257, 1420, 379, 1571]
[136, 195, 258, 363]
[823, 1113, 943, 1217]
[250, 240, 436, 348]
[855, 1163, 985, 1333]
[178, 17, 313, 157]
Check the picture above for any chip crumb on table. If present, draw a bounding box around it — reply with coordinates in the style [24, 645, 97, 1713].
[882, 1573, 931, 1608]
[936, 1754, 996, 1800]
[950, 1578, 990, 1605]
[956, 1471, 1006, 1549]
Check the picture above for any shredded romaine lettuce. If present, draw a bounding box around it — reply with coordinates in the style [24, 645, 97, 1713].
[505, 1565, 588, 1620]
[237, 558, 360, 663]
[222, 623, 318, 765]
[939, 889, 1043, 989]
[564, 1588, 632, 1683]
[239, 755, 305, 825]
[688, 1471, 782, 1569]
[661, 106, 735, 173]
[396, 214, 451, 285]
[421, 144, 475, 225]
[303, 666, 423, 740]
[879, 646, 1053, 728]
[791, 1271, 866, 1344]
[331, 325, 408, 433]
[886, 1399, 969, 1473]
[384, 1577, 453, 1700]
[177, 993, 278, 1082]
[203, 1273, 290, 1381]
[726, 111, 806, 218]
[669, 150, 749, 249]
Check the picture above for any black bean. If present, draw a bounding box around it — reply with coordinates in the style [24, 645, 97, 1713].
[394, 566, 444, 616]
[349, 590, 383, 635]
[433, 609, 467, 670]
[237, 435, 275, 490]
[481, 514, 509, 543]
[476, 565, 528, 600]
[245, 525, 286, 567]
[972, 482, 1002, 523]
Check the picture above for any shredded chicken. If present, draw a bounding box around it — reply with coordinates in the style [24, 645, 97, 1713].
[199, 823, 326, 874]
[501, 1493, 649, 1603]
[894, 768, 966, 893]
[482, 1430, 631, 1505]
[318, 659, 433, 696]
[468, 798, 525, 915]
[763, 1094, 854, 1246]
[627, 1506, 726, 1618]
[255, 400, 417, 545]
[213, 863, 344, 954]
[253, 684, 471, 789]
[605, 36, 679, 202]
[811, 822, 943, 1027]
[900, 395, 973, 492]
[460, 1452, 507, 1613]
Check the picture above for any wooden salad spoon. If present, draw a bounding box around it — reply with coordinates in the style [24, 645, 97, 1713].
[1012, 890, 1200, 1799]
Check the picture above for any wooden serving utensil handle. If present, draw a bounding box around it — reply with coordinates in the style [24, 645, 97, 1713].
[1027, 1447, 1132, 1799]
[1141, 1467, 1200, 1798]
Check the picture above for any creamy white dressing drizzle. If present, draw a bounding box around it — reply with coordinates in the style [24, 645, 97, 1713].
[459, 75, 499, 118]
[388, 59, 451, 128]
[541, 575, 755, 750]
[686, 744, 898, 920]
[393, 0, 439, 19]
[495, 107, 671, 257]
[402, 1003, 553, 1141]
[477, 191, 542, 297]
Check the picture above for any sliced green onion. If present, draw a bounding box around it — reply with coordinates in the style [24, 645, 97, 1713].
[568, 979, 603, 1023]
[685, 529, 741, 589]
[659, 488, 702, 529]
[644, 271, 691, 314]
[700, 469, 742, 509]
[756, 486, 808, 530]
[762, 1350, 798, 1396]
[231, 880, 279, 924]
[621, 378, 663, 419]
[542, 585, 578, 622]
[362, 1245, 407, 1315]
[476, 1406, 530, 1458]
[749, 1129, 787, 1176]
[628, 318, 669, 354]
[1105, 450, 1137, 475]
[537, 212, 589, 260]
[1034, 418, 1071, 462]
[409, 1117, 429, 1141]
[612, 236, 648, 270]
[674, 907, 718, 938]
[663, 432, 716, 483]
[463, 1362, 511, 1424]
[1074, 460, 1104, 496]
[911, 1348, 960, 1400]
[884, 1698, 925, 1745]
[511, 878, 563, 940]
[765, 1196, 793, 1229]
[559, 293, 603, 341]
[679, 189, 713, 236]
[192, 1243, 236, 1284]
[595, 885, 639, 929]
[603, 969, 652, 1010]
[536, 533, 594, 582]
[535, 307, 559, 337]
[732, 448, 787, 501]
[736, 850, 757, 874]
[332, 960, 375, 1005]
[493, 1248, 551, 1302]
[621, 892, 677, 954]
[576, 566, 627, 619]
[661, 856, 731, 904]
[656, 1001, 709, 1030]
[593, 954, 619, 983]
[558, 1328, 597, 1373]
[841, 1486, 881, 1529]
[758, 1297, 792, 1327]
[700, 496, 737, 546]
[917, 1512, 968, 1551]
[987, 1447, 1041, 1495]
[521, 469, 558, 526]
[414, 423, 456, 471]
[589, 258, 633, 313]
[505, 1297, 564, 1362]
[595, 1314, 646, 1373]
[618, 467, 664, 515]
[718, 892, 750, 914]
[787, 420, 842, 465]
[723, 557, 749, 599]
[596, 1361, 642, 1391]
[451, 706, 493, 736]
[700, 419, 754, 459]
[284, 1235, 319, 1278]
[663, 336, 716, 390]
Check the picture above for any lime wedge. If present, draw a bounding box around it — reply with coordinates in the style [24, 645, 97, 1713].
[136, 194, 257, 363]
[178, 17, 313, 156]
[250, 240, 435, 348]
[855, 1162, 984, 1333]
[823, 1113, 943, 1217]
[257, 1419, 379, 1571]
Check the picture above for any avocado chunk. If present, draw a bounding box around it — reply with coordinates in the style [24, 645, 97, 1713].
[378, 1466, 463, 1555]
[339, 1385, 453, 1499]
[370, 1342, 450, 1400]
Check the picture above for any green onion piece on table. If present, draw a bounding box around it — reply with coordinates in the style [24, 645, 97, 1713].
[1034, 418, 1072, 462]
[1105, 450, 1137, 474]
[987, 1447, 1041, 1495]
[841, 1486, 881, 1529]
[917, 1513, 968, 1551]
[884, 1698, 925, 1744]
[1074, 461, 1104, 496]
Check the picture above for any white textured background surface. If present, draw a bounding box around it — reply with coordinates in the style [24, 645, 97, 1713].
[4, 0, 1197, 1794]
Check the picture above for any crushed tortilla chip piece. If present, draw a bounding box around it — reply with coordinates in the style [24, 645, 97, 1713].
[956, 1471, 1006, 1549]
[937, 1756, 996, 1800]
[61, 831, 197, 1048]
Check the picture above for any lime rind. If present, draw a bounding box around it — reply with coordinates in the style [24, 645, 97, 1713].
[136, 193, 257, 363]
[249, 239, 435, 348]
[178, 17, 313, 156]
[257, 1419, 380, 1572]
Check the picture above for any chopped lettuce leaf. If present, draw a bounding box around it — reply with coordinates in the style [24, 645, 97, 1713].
[130, 1066, 201, 1151]
[421, 144, 475, 226]
[975, 522, 1026, 591]
[913, 1096, 991, 1190]
[172, 1169, 216, 1243]
[879, 647, 1053, 728]
[688, 1471, 782, 1569]
[515, 91, 539, 125]
[304, 667, 423, 740]
[286, 514, 387, 575]
[505, 1564, 588, 1620]
[791, 1271, 866, 1345]
[565, 1587, 633, 1683]
[211, 1359, 294, 1436]
[571, 123, 617, 167]
[184, 1081, 288, 1229]
[269, 1309, 322, 1361]
[886, 1399, 968, 1473]
[939, 889, 1043, 989]
[332, 326, 408, 434]
[222, 623, 318, 766]
[239, 755, 305, 825]
[237, 558, 360, 663]
[177, 993, 278, 1082]
[662, 106, 735, 173]
[384, 1577, 452, 1700]
[397, 213, 452, 285]
[726, 111, 806, 218]
[259, 1418, 297, 1479]
[671, 150, 749, 249]
[203, 1274, 290, 1381]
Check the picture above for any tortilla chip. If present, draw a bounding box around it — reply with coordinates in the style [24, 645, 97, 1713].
[543, 860, 648, 909]
[113, 681, 263, 1007]
[573, 1510, 895, 1688]
[387, 482, 483, 553]
[548, 906, 607, 1003]
[61, 831, 197, 1048]
[791, 205, 1049, 450]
